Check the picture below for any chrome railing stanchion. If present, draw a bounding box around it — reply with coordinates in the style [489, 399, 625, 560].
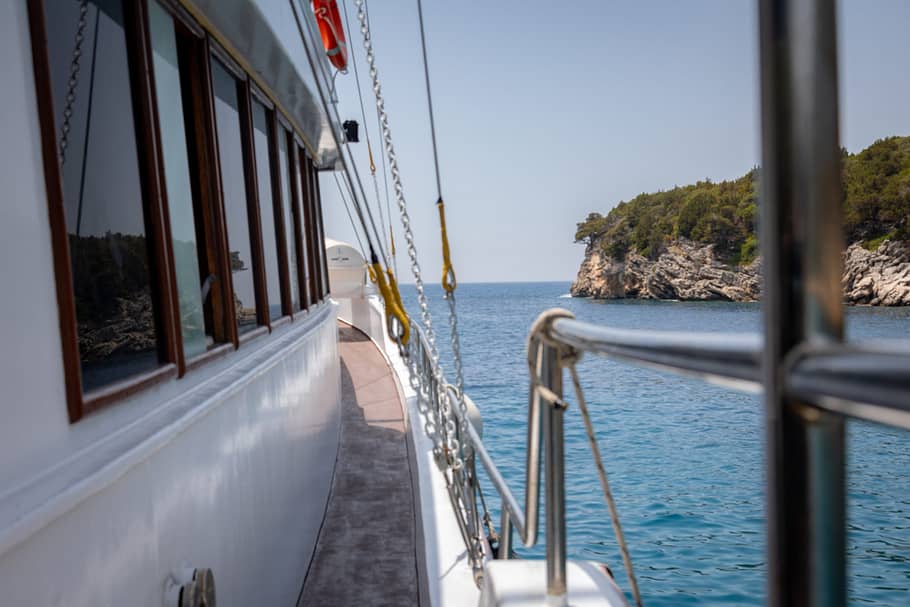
[758, 0, 846, 605]
[499, 510, 513, 560]
[541, 340, 567, 602]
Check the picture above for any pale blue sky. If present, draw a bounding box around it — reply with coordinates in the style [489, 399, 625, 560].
[320, 0, 910, 283]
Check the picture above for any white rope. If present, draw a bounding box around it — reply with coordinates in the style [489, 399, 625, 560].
[568, 365, 644, 607]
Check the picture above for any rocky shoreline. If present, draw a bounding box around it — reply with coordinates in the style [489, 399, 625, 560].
[571, 238, 910, 305]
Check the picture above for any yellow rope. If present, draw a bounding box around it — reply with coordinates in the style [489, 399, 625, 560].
[386, 267, 405, 314]
[437, 198, 456, 293]
[371, 261, 409, 345]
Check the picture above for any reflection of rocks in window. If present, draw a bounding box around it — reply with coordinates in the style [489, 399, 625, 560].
[229, 250, 256, 328]
[69, 232, 157, 391]
[46, 0, 162, 391]
[230, 250, 247, 272]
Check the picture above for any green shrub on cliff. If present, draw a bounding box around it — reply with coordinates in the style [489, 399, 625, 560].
[576, 136, 910, 263]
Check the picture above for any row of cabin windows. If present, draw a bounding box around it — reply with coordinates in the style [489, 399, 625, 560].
[34, 0, 330, 420]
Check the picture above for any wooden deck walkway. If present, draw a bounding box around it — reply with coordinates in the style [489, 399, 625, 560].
[298, 323, 420, 606]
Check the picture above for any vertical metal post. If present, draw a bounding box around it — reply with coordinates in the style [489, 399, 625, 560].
[758, 0, 846, 605]
[499, 510, 513, 559]
[541, 341, 567, 602]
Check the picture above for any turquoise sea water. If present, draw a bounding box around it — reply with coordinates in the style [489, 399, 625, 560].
[403, 282, 910, 606]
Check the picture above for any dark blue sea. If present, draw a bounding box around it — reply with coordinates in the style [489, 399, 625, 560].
[404, 282, 910, 606]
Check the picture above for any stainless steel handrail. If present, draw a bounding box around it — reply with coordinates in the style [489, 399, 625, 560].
[550, 318, 763, 390]
[457, 317, 910, 605]
[404, 2, 910, 605]
[550, 317, 910, 428]
[788, 343, 910, 430]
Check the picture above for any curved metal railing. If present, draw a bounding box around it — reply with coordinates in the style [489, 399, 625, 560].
[399, 2, 910, 605]
[461, 311, 910, 605]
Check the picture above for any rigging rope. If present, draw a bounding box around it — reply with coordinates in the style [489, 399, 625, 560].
[290, 0, 408, 343]
[363, 0, 397, 270]
[332, 171, 367, 259]
[569, 366, 644, 607]
[415, 0, 441, 199]
[339, 0, 391, 261]
[414, 0, 467, 466]
[293, 0, 487, 580]
[353, 0, 494, 582]
[364, 0, 399, 277]
[291, 0, 390, 268]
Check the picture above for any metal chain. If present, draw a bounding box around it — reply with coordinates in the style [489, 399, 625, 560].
[353, 0, 460, 466]
[355, 0, 493, 582]
[413, 0, 471, 458]
[446, 293, 468, 456]
[58, 0, 90, 166]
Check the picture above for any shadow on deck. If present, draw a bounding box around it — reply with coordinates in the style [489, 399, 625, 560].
[298, 324, 419, 606]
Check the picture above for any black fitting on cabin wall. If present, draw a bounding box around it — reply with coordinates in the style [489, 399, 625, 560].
[342, 120, 359, 142]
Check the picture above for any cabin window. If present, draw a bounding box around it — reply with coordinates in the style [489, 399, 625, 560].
[277, 129, 301, 312]
[250, 101, 285, 321]
[210, 59, 260, 334]
[30, 0, 331, 420]
[148, 1, 207, 358]
[310, 160, 330, 299]
[43, 0, 164, 392]
[292, 143, 311, 310]
[316, 187, 330, 298]
[299, 149, 321, 305]
[148, 1, 231, 360]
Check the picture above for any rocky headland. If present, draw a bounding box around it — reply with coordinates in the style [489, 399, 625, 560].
[571, 136, 910, 306]
[571, 238, 910, 305]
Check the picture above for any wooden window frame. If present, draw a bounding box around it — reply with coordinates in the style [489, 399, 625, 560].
[241, 78, 284, 333]
[27, 0, 181, 422]
[211, 49, 271, 343]
[270, 114, 294, 320]
[144, 0, 236, 374]
[190, 38, 241, 353]
[312, 165, 330, 298]
[28, 0, 331, 423]
[289, 139, 311, 311]
[299, 149, 321, 306]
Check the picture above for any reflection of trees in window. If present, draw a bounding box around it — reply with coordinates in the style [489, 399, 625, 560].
[46, 0, 160, 391]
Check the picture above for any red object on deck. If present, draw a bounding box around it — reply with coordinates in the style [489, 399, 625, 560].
[312, 0, 348, 71]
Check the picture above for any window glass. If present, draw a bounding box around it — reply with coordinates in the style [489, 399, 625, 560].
[312, 166, 330, 298]
[303, 155, 321, 304]
[277, 131, 300, 311]
[251, 102, 283, 320]
[294, 149, 310, 309]
[211, 59, 257, 333]
[45, 0, 160, 391]
[148, 1, 206, 358]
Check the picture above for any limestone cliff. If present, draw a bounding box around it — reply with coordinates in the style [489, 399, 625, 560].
[571, 238, 910, 305]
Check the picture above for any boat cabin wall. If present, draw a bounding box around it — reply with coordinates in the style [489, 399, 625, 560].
[0, 2, 343, 604]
